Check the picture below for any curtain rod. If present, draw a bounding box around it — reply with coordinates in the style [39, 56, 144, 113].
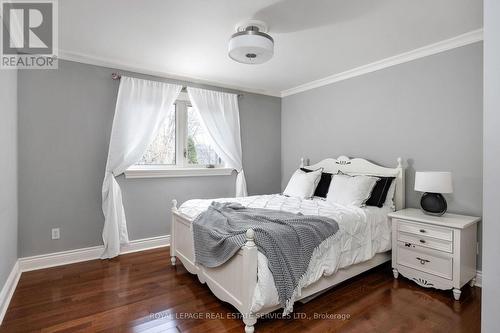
[111, 73, 243, 97]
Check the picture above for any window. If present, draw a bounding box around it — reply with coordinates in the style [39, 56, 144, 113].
[137, 104, 176, 165]
[125, 93, 232, 178]
[186, 106, 222, 166]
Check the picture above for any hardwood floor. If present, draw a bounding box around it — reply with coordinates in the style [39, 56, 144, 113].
[0, 247, 480, 333]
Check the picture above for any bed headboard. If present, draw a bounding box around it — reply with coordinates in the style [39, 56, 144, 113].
[301, 156, 405, 211]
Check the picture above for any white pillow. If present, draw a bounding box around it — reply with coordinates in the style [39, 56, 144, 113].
[384, 180, 396, 208]
[326, 174, 378, 207]
[283, 168, 322, 199]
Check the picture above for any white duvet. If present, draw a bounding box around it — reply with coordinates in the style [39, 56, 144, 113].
[179, 194, 392, 313]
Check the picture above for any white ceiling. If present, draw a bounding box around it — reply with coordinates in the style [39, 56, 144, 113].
[59, 0, 483, 96]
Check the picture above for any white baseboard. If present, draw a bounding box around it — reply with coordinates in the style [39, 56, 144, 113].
[121, 235, 171, 255]
[18, 235, 171, 272]
[0, 261, 21, 325]
[475, 270, 482, 287]
[0, 235, 170, 325]
[0, 240, 480, 326]
[18, 245, 103, 273]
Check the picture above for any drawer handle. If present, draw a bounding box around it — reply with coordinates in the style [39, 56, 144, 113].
[419, 229, 426, 233]
[416, 257, 430, 265]
[419, 239, 426, 244]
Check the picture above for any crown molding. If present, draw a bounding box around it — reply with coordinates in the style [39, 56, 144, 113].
[58, 29, 482, 99]
[281, 29, 484, 97]
[57, 50, 282, 98]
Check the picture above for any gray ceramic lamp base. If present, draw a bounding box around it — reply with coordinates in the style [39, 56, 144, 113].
[420, 192, 447, 216]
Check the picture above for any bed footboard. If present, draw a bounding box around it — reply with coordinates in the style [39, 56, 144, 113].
[171, 200, 258, 332]
[170, 199, 391, 332]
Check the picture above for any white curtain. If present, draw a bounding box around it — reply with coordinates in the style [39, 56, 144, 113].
[101, 76, 182, 259]
[187, 87, 247, 197]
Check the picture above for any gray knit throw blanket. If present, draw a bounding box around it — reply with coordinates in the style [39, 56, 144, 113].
[192, 201, 339, 312]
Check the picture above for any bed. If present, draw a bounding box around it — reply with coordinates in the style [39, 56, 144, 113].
[170, 156, 405, 332]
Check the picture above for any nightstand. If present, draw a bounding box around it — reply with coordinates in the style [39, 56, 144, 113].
[388, 208, 480, 300]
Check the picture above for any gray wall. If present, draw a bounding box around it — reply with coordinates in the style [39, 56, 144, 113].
[482, 0, 500, 331]
[282, 43, 483, 267]
[0, 70, 18, 288]
[18, 60, 281, 257]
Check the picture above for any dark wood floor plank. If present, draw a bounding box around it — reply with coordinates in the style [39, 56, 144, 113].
[0, 247, 480, 333]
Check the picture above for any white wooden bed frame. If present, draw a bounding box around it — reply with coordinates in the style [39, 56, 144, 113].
[170, 156, 405, 332]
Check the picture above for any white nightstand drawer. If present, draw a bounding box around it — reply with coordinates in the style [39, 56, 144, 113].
[397, 242, 453, 279]
[397, 219, 453, 241]
[398, 231, 453, 253]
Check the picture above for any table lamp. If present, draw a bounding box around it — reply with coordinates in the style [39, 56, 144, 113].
[414, 171, 453, 216]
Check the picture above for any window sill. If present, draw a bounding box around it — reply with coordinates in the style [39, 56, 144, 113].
[124, 166, 234, 179]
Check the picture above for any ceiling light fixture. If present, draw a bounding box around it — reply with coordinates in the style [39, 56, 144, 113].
[228, 20, 274, 65]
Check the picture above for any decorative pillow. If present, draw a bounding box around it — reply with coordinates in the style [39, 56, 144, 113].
[366, 177, 395, 208]
[300, 168, 333, 198]
[326, 174, 378, 207]
[283, 168, 323, 199]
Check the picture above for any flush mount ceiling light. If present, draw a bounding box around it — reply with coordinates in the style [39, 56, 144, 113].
[228, 20, 274, 65]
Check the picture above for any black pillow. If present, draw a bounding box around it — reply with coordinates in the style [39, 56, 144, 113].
[300, 168, 333, 198]
[366, 177, 395, 208]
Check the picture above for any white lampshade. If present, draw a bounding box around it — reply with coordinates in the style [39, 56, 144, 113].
[414, 172, 453, 193]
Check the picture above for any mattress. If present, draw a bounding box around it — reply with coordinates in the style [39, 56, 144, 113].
[179, 194, 393, 312]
